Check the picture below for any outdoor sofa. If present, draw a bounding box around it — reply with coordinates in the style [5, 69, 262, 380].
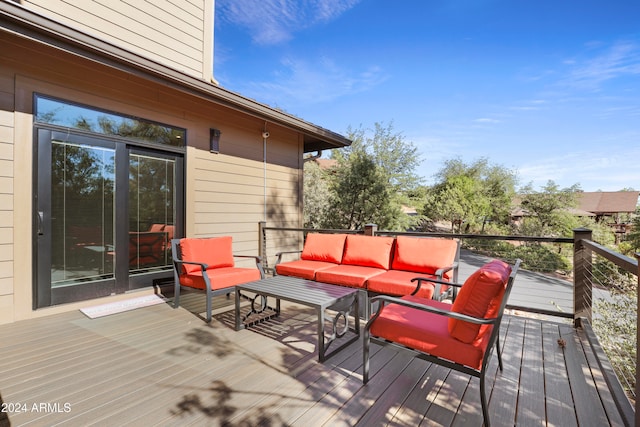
[274, 233, 460, 302]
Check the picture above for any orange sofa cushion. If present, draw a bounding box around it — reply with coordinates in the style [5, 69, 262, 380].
[391, 236, 457, 279]
[301, 233, 348, 263]
[366, 270, 443, 299]
[448, 260, 512, 343]
[275, 259, 338, 280]
[179, 236, 234, 274]
[370, 296, 491, 370]
[179, 267, 261, 290]
[341, 235, 394, 269]
[315, 265, 386, 289]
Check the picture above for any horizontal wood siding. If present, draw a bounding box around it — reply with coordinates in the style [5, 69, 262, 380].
[3, 30, 305, 319]
[190, 144, 302, 267]
[0, 66, 14, 324]
[23, 0, 208, 79]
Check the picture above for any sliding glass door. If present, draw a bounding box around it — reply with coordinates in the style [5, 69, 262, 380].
[35, 129, 183, 308]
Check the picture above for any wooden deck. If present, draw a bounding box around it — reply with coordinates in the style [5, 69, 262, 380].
[0, 291, 629, 426]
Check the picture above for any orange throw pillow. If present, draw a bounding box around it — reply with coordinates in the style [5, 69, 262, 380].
[301, 233, 347, 263]
[448, 260, 512, 343]
[179, 236, 235, 274]
[341, 235, 394, 269]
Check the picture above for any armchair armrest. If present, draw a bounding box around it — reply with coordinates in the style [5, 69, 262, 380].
[274, 250, 303, 266]
[368, 294, 498, 327]
[434, 261, 459, 280]
[173, 258, 209, 275]
[234, 254, 265, 278]
[410, 275, 463, 300]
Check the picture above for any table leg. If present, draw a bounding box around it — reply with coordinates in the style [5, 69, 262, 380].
[234, 288, 242, 331]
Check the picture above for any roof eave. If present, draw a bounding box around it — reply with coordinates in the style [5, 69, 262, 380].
[0, 1, 351, 152]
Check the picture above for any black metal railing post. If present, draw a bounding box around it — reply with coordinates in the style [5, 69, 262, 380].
[573, 227, 593, 325]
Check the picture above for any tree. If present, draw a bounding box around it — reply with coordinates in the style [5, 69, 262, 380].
[518, 181, 581, 237]
[322, 151, 401, 230]
[623, 206, 640, 252]
[340, 121, 422, 193]
[303, 160, 331, 228]
[313, 121, 423, 231]
[422, 158, 517, 233]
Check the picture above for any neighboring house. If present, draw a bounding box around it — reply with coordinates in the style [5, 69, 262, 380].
[0, 0, 350, 324]
[576, 191, 639, 223]
[511, 191, 639, 235]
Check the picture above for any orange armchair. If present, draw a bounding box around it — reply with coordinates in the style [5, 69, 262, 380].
[363, 258, 521, 427]
[171, 237, 264, 322]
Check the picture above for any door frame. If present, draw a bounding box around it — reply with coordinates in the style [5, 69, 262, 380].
[33, 126, 184, 308]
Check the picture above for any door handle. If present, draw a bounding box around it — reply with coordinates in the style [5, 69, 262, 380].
[37, 211, 44, 235]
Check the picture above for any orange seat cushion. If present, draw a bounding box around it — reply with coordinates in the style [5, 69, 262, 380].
[315, 265, 386, 289]
[370, 296, 491, 370]
[179, 267, 261, 290]
[391, 236, 457, 279]
[179, 237, 234, 274]
[448, 260, 512, 343]
[366, 270, 443, 299]
[301, 233, 348, 263]
[275, 259, 338, 280]
[341, 235, 394, 269]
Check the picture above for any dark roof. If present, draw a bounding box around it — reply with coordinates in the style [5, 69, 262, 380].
[577, 191, 639, 215]
[0, 1, 351, 153]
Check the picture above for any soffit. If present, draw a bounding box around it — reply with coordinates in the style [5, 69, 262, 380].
[0, 1, 351, 153]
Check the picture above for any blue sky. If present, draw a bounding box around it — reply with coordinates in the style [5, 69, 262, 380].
[214, 0, 640, 192]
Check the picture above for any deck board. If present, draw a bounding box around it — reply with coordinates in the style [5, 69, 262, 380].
[0, 294, 629, 426]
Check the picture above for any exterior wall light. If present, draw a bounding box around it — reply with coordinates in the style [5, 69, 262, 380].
[210, 128, 221, 153]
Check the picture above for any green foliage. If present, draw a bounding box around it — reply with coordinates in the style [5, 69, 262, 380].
[303, 161, 331, 228]
[625, 207, 640, 252]
[322, 151, 401, 230]
[307, 121, 423, 231]
[592, 262, 637, 398]
[422, 158, 517, 233]
[340, 121, 423, 193]
[518, 181, 582, 237]
[462, 239, 570, 273]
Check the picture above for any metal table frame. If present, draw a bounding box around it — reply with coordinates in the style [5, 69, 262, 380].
[235, 276, 361, 362]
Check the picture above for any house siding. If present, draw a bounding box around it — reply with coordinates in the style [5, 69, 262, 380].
[21, 0, 212, 80]
[1, 30, 305, 323]
[0, 67, 14, 324]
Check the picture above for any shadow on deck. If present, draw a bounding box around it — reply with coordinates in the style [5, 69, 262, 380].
[0, 291, 628, 426]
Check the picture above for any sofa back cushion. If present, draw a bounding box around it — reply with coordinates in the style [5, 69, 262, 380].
[179, 236, 235, 274]
[301, 233, 347, 263]
[448, 259, 512, 343]
[341, 235, 394, 270]
[391, 236, 458, 275]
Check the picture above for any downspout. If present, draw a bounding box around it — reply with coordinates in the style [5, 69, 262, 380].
[303, 150, 323, 162]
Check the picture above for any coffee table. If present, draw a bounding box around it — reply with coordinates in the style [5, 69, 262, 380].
[234, 276, 360, 362]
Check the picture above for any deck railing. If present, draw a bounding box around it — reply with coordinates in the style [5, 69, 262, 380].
[258, 222, 639, 425]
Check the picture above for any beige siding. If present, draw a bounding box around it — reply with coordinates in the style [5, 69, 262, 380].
[0, 67, 14, 324]
[2, 31, 305, 321]
[22, 0, 211, 80]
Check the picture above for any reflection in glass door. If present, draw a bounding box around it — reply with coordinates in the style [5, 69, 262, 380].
[35, 129, 183, 308]
[128, 153, 175, 275]
[36, 130, 118, 307]
[51, 141, 116, 285]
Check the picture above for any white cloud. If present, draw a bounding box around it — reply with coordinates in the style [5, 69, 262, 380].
[563, 40, 640, 90]
[518, 148, 640, 192]
[473, 118, 500, 123]
[217, 0, 361, 45]
[240, 56, 387, 107]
